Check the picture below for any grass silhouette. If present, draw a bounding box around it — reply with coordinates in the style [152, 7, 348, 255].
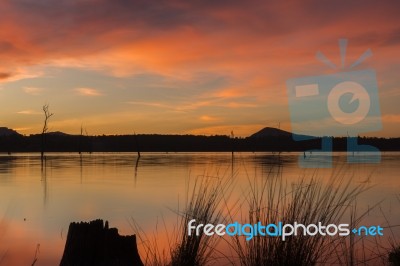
[132, 170, 233, 266]
[227, 165, 371, 265]
[133, 162, 398, 265]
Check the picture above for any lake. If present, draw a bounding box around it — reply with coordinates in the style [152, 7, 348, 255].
[0, 152, 399, 265]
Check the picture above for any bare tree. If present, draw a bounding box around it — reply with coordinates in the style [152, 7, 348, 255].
[79, 124, 83, 155]
[231, 130, 235, 157]
[41, 104, 54, 162]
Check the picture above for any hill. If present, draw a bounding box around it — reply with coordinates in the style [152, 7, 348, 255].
[0, 127, 21, 136]
[249, 127, 292, 138]
[0, 127, 398, 152]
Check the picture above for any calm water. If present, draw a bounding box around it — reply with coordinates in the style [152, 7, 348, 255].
[0, 152, 399, 265]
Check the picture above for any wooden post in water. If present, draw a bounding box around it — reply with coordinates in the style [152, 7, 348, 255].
[60, 219, 143, 266]
[134, 132, 141, 158]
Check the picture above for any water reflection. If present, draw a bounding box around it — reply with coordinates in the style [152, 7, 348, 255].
[41, 163, 48, 205]
[0, 152, 398, 265]
[134, 156, 140, 186]
[0, 156, 16, 174]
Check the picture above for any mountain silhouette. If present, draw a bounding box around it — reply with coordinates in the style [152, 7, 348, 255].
[249, 127, 292, 138]
[0, 127, 21, 136]
[0, 126, 398, 152]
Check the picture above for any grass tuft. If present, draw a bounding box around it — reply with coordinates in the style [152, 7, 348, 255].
[229, 165, 371, 266]
[133, 170, 233, 266]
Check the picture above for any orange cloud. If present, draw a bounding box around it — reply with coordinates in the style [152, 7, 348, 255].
[382, 114, 400, 124]
[187, 124, 267, 137]
[0, 1, 398, 136]
[74, 87, 103, 96]
[199, 115, 221, 122]
[17, 110, 41, 115]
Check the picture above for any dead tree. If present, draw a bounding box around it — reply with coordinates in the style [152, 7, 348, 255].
[231, 130, 235, 157]
[41, 104, 54, 162]
[79, 125, 83, 155]
[60, 219, 143, 266]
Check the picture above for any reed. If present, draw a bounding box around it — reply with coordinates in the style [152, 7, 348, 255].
[134, 162, 398, 265]
[388, 196, 400, 266]
[389, 246, 400, 265]
[133, 170, 233, 266]
[229, 166, 370, 266]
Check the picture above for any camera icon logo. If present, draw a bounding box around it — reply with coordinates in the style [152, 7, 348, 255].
[328, 80, 370, 125]
[286, 39, 382, 168]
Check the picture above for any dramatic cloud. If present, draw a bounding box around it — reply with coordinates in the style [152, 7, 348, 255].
[0, 0, 399, 136]
[0, 0, 398, 78]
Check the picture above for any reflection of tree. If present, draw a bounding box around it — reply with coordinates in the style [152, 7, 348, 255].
[134, 132, 141, 186]
[41, 161, 48, 205]
[80, 154, 83, 184]
[134, 156, 140, 186]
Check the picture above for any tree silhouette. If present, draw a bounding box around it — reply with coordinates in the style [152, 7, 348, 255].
[41, 104, 54, 162]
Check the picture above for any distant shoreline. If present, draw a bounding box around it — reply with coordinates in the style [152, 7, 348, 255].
[0, 133, 399, 153]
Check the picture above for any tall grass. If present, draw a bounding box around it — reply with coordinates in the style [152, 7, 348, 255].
[133, 160, 398, 265]
[229, 165, 371, 266]
[133, 170, 233, 266]
[389, 246, 400, 265]
[168, 174, 228, 266]
[388, 196, 400, 266]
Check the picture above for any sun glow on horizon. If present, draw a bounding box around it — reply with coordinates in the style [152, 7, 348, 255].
[0, 1, 399, 137]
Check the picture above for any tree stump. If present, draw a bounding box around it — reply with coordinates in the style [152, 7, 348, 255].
[60, 219, 143, 266]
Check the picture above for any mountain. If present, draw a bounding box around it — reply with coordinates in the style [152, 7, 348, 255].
[249, 127, 292, 138]
[0, 127, 21, 136]
[249, 127, 317, 141]
[47, 131, 73, 136]
[28, 131, 74, 137]
[0, 126, 398, 151]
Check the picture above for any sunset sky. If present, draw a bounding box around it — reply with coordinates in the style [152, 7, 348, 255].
[0, 0, 399, 137]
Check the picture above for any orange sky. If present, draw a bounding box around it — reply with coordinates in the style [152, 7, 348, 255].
[0, 0, 399, 137]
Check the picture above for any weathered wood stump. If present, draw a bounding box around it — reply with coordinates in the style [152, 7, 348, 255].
[60, 219, 143, 266]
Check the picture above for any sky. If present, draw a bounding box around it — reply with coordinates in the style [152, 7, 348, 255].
[0, 0, 399, 137]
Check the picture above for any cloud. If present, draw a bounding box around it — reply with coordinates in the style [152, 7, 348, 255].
[127, 100, 215, 112]
[17, 110, 41, 115]
[0, 0, 398, 79]
[126, 101, 176, 110]
[13, 127, 31, 132]
[199, 115, 221, 122]
[128, 97, 258, 113]
[186, 124, 267, 137]
[382, 114, 400, 124]
[0, 67, 43, 83]
[0, 72, 13, 80]
[74, 87, 103, 96]
[23, 87, 43, 95]
[0, 0, 399, 137]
